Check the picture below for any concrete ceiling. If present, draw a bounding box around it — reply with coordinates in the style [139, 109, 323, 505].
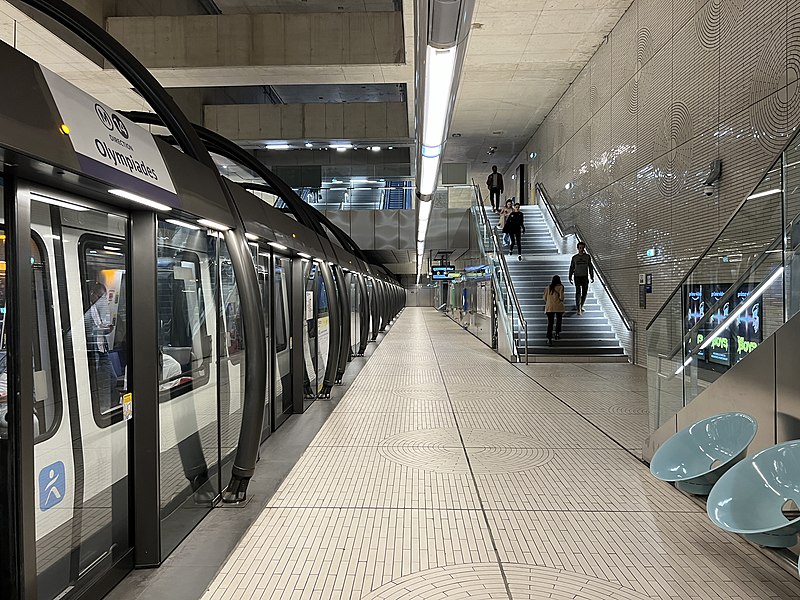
[215, 0, 401, 13]
[448, 0, 633, 178]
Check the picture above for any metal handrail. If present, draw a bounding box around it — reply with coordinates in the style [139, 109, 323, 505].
[471, 180, 529, 364]
[536, 183, 634, 332]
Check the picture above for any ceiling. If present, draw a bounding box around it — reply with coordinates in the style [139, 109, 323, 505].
[447, 0, 633, 178]
[215, 0, 401, 13]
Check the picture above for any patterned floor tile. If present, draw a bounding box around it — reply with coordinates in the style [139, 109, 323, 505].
[268, 446, 481, 509]
[487, 510, 800, 599]
[473, 448, 697, 512]
[202, 508, 495, 600]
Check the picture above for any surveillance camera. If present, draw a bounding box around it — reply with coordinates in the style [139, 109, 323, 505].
[703, 185, 714, 197]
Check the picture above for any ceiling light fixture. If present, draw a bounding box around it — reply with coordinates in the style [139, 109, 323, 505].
[109, 188, 172, 212]
[166, 218, 200, 230]
[266, 143, 291, 150]
[268, 241, 288, 251]
[414, 0, 476, 283]
[197, 218, 230, 231]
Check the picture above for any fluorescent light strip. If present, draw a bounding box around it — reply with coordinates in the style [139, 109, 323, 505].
[197, 218, 230, 231]
[422, 45, 457, 148]
[747, 188, 781, 200]
[30, 192, 89, 212]
[419, 155, 440, 196]
[165, 218, 200, 230]
[268, 241, 288, 251]
[266, 144, 291, 150]
[699, 266, 784, 350]
[109, 189, 171, 212]
[298, 252, 312, 259]
[245, 232, 259, 241]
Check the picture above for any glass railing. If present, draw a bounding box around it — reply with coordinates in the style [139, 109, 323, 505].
[469, 180, 529, 363]
[294, 185, 414, 211]
[646, 130, 800, 431]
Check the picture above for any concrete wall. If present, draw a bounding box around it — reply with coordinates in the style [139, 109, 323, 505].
[205, 102, 408, 141]
[106, 12, 404, 68]
[508, 0, 800, 364]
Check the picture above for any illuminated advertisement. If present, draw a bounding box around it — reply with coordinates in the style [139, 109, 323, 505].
[704, 284, 732, 367]
[683, 281, 764, 371]
[684, 284, 706, 360]
[733, 283, 762, 364]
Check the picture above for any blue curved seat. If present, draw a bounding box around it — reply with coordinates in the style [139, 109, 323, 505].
[649, 412, 757, 495]
[708, 440, 800, 548]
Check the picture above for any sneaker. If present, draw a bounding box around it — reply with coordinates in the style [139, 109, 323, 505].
[555, 333, 560, 340]
[517, 255, 522, 261]
[547, 338, 553, 347]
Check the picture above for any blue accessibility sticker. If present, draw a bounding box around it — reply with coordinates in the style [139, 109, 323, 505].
[39, 461, 66, 511]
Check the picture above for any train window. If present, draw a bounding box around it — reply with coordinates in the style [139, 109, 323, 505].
[156, 220, 213, 399]
[274, 263, 288, 352]
[219, 244, 244, 360]
[79, 236, 128, 424]
[0, 230, 63, 441]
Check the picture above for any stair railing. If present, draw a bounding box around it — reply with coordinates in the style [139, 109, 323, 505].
[471, 180, 529, 364]
[536, 182, 636, 360]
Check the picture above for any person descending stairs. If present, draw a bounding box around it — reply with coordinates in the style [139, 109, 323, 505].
[485, 204, 625, 357]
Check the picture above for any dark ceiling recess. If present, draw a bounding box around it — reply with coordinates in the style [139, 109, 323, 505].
[199, 0, 223, 14]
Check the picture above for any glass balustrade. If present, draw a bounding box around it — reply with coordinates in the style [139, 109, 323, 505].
[647, 132, 800, 431]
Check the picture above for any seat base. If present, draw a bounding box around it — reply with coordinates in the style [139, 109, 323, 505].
[675, 480, 714, 496]
[743, 531, 798, 548]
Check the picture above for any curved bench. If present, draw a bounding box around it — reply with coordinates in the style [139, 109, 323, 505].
[707, 440, 800, 548]
[650, 412, 757, 495]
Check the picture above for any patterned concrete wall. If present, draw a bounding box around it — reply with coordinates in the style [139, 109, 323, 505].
[516, 0, 800, 364]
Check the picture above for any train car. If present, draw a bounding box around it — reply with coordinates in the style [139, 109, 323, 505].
[0, 20, 403, 600]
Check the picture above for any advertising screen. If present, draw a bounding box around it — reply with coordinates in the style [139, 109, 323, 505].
[733, 283, 762, 364]
[684, 284, 706, 360]
[704, 283, 732, 367]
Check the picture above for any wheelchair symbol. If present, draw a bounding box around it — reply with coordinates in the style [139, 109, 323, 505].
[39, 461, 65, 511]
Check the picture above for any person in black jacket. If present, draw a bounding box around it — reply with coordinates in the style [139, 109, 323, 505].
[568, 242, 595, 315]
[503, 203, 525, 261]
[486, 166, 504, 212]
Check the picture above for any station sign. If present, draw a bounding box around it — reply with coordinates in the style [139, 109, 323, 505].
[431, 265, 455, 280]
[42, 68, 178, 207]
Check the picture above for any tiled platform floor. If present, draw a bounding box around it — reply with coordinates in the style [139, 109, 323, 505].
[201, 308, 800, 600]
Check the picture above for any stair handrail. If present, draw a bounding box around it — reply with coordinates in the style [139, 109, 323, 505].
[471, 179, 529, 364]
[536, 183, 634, 333]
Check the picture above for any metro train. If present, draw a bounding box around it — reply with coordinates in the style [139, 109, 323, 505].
[0, 24, 404, 600]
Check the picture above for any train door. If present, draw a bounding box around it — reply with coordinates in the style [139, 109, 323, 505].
[315, 270, 329, 395]
[273, 255, 292, 429]
[22, 184, 133, 600]
[254, 248, 271, 442]
[301, 260, 317, 403]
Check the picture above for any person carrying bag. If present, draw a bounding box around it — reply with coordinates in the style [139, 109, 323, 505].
[543, 275, 565, 346]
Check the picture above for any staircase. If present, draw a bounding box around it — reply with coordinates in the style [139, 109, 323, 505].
[485, 205, 625, 356]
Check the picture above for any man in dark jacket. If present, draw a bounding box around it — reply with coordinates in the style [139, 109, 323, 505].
[568, 242, 594, 314]
[503, 203, 525, 261]
[486, 166, 503, 212]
